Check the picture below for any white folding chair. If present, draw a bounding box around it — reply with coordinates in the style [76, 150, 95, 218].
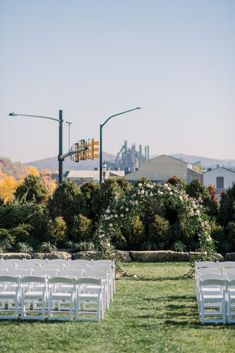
[47, 277, 75, 321]
[84, 269, 110, 310]
[91, 260, 116, 298]
[20, 276, 47, 320]
[227, 278, 235, 323]
[198, 277, 226, 324]
[219, 262, 235, 273]
[0, 275, 20, 319]
[75, 277, 104, 321]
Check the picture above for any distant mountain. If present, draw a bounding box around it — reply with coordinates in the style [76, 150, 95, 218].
[172, 154, 235, 169]
[24, 152, 115, 172]
[23, 152, 235, 173]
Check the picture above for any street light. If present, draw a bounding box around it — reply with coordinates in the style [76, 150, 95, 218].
[99, 107, 141, 184]
[9, 110, 64, 184]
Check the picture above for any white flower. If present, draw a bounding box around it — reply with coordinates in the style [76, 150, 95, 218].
[126, 208, 129, 211]
[109, 223, 113, 228]
[138, 183, 142, 187]
[106, 209, 110, 213]
[120, 214, 124, 217]
[115, 214, 118, 218]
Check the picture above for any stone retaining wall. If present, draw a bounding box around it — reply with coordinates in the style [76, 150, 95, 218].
[0, 250, 224, 262]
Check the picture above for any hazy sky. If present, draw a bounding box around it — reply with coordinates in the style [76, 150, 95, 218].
[1, 0, 235, 163]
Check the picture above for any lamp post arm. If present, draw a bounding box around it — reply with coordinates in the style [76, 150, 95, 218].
[99, 106, 141, 184]
[9, 112, 60, 123]
[9, 110, 65, 184]
[100, 107, 141, 128]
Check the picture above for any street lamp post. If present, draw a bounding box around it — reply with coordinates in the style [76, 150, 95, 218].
[9, 110, 65, 184]
[99, 107, 141, 184]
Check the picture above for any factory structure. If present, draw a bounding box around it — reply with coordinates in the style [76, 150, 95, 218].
[107, 140, 150, 173]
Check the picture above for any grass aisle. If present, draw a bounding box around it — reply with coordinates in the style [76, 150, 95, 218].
[0, 263, 235, 353]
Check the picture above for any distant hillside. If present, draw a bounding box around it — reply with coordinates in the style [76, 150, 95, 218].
[172, 154, 235, 169]
[24, 152, 115, 172]
[0, 157, 26, 179]
[23, 152, 235, 173]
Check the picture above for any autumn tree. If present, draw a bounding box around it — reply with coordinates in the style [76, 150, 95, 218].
[0, 176, 20, 203]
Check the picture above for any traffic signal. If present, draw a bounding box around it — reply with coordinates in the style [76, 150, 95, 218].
[79, 139, 87, 160]
[74, 142, 79, 162]
[91, 138, 99, 159]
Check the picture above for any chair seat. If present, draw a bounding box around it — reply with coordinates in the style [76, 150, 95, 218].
[23, 291, 45, 299]
[78, 293, 99, 300]
[203, 294, 224, 300]
[50, 292, 73, 299]
[0, 291, 18, 299]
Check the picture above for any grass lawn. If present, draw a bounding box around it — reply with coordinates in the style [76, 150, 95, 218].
[0, 262, 235, 353]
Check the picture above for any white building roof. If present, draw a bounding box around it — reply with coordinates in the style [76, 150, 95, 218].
[66, 170, 125, 179]
[204, 167, 235, 175]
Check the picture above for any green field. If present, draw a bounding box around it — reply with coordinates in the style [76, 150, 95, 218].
[0, 263, 235, 353]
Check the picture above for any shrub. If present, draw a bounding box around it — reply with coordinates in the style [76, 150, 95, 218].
[218, 184, 235, 226]
[76, 241, 95, 251]
[226, 222, 235, 250]
[48, 179, 85, 235]
[71, 215, 93, 242]
[0, 227, 14, 251]
[148, 214, 170, 247]
[10, 224, 32, 243]
[50, 216, 67, 243]
[37, 242, 57, 253]
[171, 241, 187, 252]
[14, 175, 49, 203]
[15, 242, 33, 253]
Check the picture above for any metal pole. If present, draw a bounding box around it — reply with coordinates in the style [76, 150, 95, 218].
[58, 110, 63, 184]
[99, 124, 103, 184]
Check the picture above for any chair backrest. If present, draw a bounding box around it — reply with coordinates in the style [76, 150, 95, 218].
[0, 275, 20, 292]
[0, 275, 20, 283]
[84, 269, 108, 280]
[197, 268, 221, 276]
[48, 277, 75, 285]
[20, 276, 46, 284]
[199, 273, 224, 281]
[75, 277, 102, 286]
[219, 261, 235, 269]
[195, 261, 219, 269]
[199, 278, 226, 287]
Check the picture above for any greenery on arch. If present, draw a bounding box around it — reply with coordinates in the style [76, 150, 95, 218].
[97, 179, 214, 254]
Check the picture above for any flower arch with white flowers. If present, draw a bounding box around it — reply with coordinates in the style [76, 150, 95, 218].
[97, 181, 213, 254]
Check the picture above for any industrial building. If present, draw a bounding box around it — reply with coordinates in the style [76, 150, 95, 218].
[125, 155, 202, 184]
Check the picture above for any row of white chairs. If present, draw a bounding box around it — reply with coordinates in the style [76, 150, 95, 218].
[0, 259, 115, 321]
[195, 261, 235, 324]
[0, 259, 115, 303]
[0, 275, 106, 321]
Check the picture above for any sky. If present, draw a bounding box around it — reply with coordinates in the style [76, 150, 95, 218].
[0, 0, 235, 163]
